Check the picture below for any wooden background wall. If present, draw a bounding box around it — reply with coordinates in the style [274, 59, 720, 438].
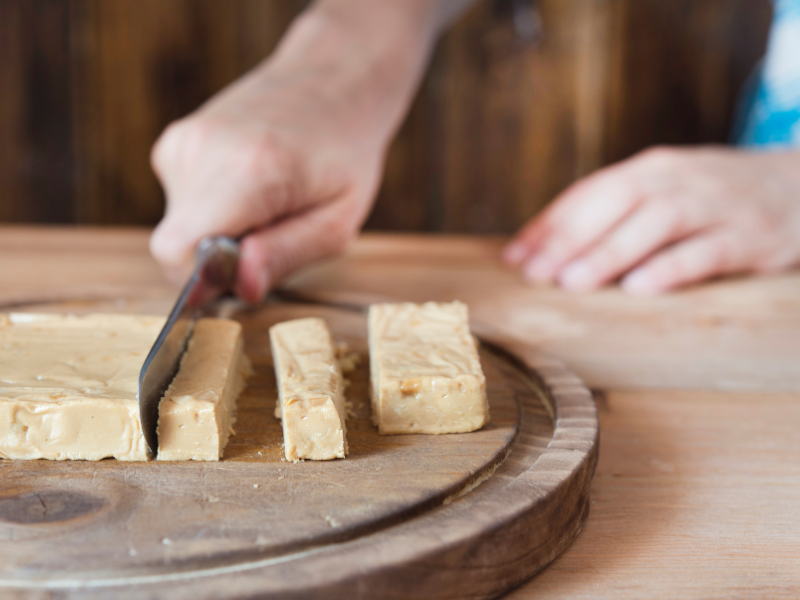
[0, 0, 772, 233]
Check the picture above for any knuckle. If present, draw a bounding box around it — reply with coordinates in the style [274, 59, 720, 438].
[649, 254, 684, 283]
[152, 117, 209, 171]
[709, 241, 729, 271]
[691, 238, 727, 273]
[237, 136, 297, 208]
[749, 211, 782, 236]
[583, 239, 634, 281]
[649, 199, 684, 236]
[639, 146, 682, 170]
[243, 136, 290, 181]
[546, 229, 587, 263]
[588, 246, 621, 275]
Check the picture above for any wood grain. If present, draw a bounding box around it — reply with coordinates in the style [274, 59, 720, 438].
[0, 301, 597, 600]
[0, 0, 75, 222]
[0, 0, 771, 230]
[282, 233, 800, 393]
[0, 226, 173, 308]
[69, 0, 304, 225]
[507, 389, 800, 599]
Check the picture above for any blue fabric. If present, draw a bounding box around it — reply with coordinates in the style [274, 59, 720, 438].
[738, 0, 800, 148]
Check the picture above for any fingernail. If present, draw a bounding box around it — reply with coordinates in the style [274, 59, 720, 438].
[502, 243, 527, 265]
[523, 257, 555, 281]
[559, 260, 597, 291]
[621, 268, 656, 295]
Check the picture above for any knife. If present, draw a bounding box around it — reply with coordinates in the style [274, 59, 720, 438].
[138, 236, 240, 459]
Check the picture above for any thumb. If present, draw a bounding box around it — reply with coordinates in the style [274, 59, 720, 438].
[235, 199, 359, 303]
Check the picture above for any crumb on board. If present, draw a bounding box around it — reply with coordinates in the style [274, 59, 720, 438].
[335, 341, 360, 373]
[344, 399, 356, 419]
[324, 515, 341, 528]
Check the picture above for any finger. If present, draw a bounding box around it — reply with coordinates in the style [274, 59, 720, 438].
[149, 172, 298, 281]
[502, 207, 556, 265]
[620, 228, 752, 295]
[234, 199, 360, 303]
[556, 199, 699, 292]
[149, 124, 305, 279]
[506, 146, 694, 275]
[510, 169, 644, 280]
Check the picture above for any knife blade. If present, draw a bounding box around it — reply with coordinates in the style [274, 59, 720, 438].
[138, 236, 240, 459]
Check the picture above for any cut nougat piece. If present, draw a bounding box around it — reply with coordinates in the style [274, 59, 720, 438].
[368, 302, 489, 435]
[157, 318, 251, 461]
[0, 313, 163, 461]
[270, 317, 348, 461]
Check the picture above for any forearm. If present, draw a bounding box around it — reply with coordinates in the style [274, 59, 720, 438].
[259, 0, 475, 143]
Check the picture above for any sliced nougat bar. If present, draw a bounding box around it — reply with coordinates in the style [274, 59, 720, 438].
[157, 318, 251, 461]
[368, 302, 489, 435]
[270, 318, 348, 461]
[0, 313, 164, 461]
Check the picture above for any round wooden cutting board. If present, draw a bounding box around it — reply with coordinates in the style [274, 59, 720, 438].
[0, 299, 598, 600]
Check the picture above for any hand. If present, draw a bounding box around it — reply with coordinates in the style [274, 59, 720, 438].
[150, 1, 447, 302]
[503, 146, 800, 295]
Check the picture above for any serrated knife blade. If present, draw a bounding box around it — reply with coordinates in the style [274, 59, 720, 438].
[138, 236, 239, 459]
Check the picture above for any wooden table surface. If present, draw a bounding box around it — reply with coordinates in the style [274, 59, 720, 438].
[2, 226, 799, 598]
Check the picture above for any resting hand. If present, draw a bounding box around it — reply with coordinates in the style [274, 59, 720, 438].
[503, 146, 800, 294]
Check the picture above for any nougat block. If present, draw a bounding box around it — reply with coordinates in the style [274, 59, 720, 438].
[0, 313, 164, 461]
[368, 302, 489, 435]
[270, 318, 348, 461]
[157, 318, 251, 461]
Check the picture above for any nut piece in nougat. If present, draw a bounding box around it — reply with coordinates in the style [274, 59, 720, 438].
[0, 313, 164, 461]
[270, 317, 348, 461]
[157, 318, 251, 461]
[368, 302, 489, 435]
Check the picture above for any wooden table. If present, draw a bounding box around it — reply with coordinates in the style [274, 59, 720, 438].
[2, 226, 799, 598]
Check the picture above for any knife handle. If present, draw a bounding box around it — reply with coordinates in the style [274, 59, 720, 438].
[196, 236, 240, 294]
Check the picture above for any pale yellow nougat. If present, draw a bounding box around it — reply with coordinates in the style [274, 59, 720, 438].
[157, 318, 251, 461]
[0, 313, 164, 461]
[270, 318, 348, 461]
[368, 302, 489, 435]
